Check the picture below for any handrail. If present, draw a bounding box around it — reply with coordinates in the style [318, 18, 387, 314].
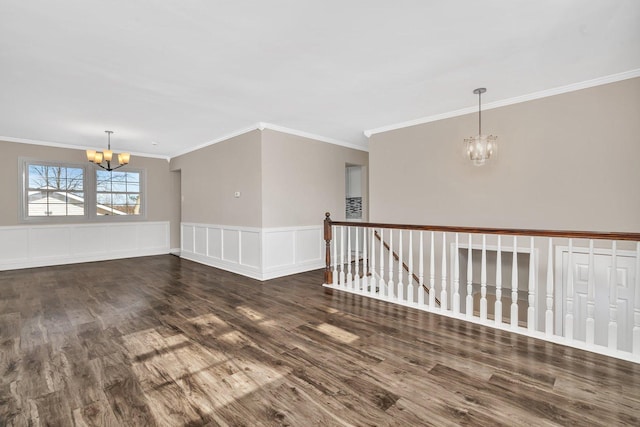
[326, 213, 640, 242]
[323, 212, 640, 363]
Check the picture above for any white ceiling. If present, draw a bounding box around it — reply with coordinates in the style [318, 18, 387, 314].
[1, 1, 639, 158]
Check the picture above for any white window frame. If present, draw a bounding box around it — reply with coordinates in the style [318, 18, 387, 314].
[94, 167, 147, 220]
[19, 157, 147, 223]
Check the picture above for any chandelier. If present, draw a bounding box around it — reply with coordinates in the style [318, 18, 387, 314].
[464, 88, 497, 166]
[86, 130, 131, 171]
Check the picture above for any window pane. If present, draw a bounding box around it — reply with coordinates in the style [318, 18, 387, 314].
[96, 193, 112, 205]
[112, 193, 127, 205]
[111, 181, 127, 192]
[126, 172, 140, 183]
[24, 163, 86, 219]
[28, 203, 49, 216]
[68, 203, 85, 215]
[28, 165, 48, 189]
[96, 171, 112, 191]
[46, 166, 65, 185]
[111, 205, 130, 215]
[66, 168, 84, 190]
[95, 170, 141, 216]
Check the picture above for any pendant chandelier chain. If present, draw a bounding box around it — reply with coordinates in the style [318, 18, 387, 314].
[106, 130, 112, 151]
[478, 90, 482, 135]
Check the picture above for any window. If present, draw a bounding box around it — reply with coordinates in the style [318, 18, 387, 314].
[96, 170, 142, 216]
[20, 158, 145, 221]
[25, 163, 85, 217]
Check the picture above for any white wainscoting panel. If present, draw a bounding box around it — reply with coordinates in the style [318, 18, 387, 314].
[70, 226, 107, 256]
[182, 224, 194, 253]
[180, 223, 324, 281]
[194, 226, 207, 255]
[30, 227, 71, 260]
[207, 228, 222, 259]
[262, 226, 324, 280]
[264, 231, 295, 269]
[296, 228, 323, 264]
[0, 221, 170, 271]
[222, 229, 240, 264]
[181, 223, 261, 279]
[0, 228, 29, 264]
[241, 231, 261, 269]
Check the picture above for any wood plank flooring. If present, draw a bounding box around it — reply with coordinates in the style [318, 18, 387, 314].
[1, 255, 639, 426]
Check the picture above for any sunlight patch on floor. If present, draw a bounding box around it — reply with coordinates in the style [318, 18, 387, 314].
[235, 305, 264, 321]
[315, 323, 359, 343]
[122, 327, 288, 424]
[218, 330, 251, 346]
[189, 313, 229, 334]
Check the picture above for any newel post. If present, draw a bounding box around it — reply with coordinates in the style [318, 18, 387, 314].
[324, 212, 333, 284]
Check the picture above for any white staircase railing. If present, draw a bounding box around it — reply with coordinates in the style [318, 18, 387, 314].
[322, 213, 640, 363]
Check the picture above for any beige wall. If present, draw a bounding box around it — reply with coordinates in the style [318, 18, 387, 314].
[0, 139, 180, 246]
[261, 129, 369, 227]
[170, 130, 263, 227]
[369, 77, 640, 233]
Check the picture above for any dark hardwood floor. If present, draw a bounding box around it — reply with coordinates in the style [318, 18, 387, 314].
[1, 255, 639, 426]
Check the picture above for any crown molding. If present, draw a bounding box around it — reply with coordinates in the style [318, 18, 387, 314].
[168, 125, 260, 158]
[258, 122, 368, 152]
[169, 122, 368, 159]
[0, 135, 170, 160]
[363, 68, 640, 138]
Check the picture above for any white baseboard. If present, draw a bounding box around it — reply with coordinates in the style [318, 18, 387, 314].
[180, 250, 263, 280]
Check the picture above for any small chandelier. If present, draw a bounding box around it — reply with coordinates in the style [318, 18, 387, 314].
[464, 88, 497, 166]
[86, 130, 131, 171]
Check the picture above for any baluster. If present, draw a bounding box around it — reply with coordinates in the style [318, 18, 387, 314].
[545, 238, 553, 335]
[466, 234, 473, 317]
[511, 236, 519, 329]
[608, 241, 618, 350]
[332, 225, 338, 286]
[369, 228, 376, 295]
[586, 240, 595, 345]
[388, 230, 395, 300]
[347, 226, 352, 288]
[379, 228, 386, 296]
[565, 239, 574, 340]
[397, 230, 404, 302]
[528, 237, 536, 332]
[407, 231, 415, 304]
[633, 242, 640, 357]
[324, 213, 332, 285]
[429, 232, 436, 309]
[418, 231, 425, 306]
[453, 233, 460, 314]
[495, 236, 502, 326]
[480, 234, 487, 320]
[354, 228, 360, 291]
[339, 226, 345, 287]
[361, 228, 368, 293]
[440, 233, 447, 310]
